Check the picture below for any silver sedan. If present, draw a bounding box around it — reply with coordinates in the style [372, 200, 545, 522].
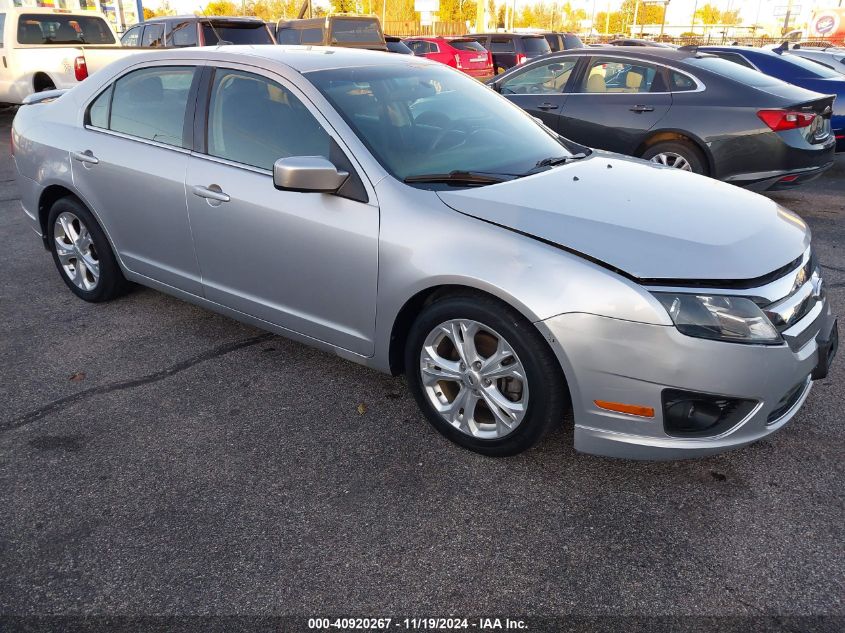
[12, 47, 838, 459]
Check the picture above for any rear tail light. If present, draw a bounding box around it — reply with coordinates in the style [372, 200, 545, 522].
[74, 55, 88, 81]
[516, 53, 527, 65]
[454, 53, 462, 68]
[488, 52, 493, 67]
[757, 109, 816, 131]
[779, 175, 799, 183]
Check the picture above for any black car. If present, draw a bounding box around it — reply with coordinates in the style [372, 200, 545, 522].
[465, 33, 551, 74]
[489, 48, 836, 191]
[386, 35, 413, 54]
[120, 16, 275, 47]
[538, 31, 584, 52]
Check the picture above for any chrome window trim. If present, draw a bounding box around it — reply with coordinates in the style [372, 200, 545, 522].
[82, 125, 193, 154]
[503, 52, 706, 95]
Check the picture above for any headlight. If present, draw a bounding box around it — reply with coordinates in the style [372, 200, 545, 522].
[653, 293, 781, 345]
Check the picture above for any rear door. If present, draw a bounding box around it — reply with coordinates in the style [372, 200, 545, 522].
[184, 65, 379, 355]
[498, 57, 580, 128]
[556, 55, 672, 153]
[68, 63, 203, 294]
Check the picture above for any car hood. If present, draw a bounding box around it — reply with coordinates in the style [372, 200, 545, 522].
[436, 154, 810, 283]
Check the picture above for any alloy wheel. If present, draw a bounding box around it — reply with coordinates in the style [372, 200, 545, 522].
[649, 152, 692, 171]
[53, 211, 100, 291]
[419, 319, 529, 439]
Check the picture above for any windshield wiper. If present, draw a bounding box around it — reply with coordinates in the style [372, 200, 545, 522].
[403, 170, 507, 186]
[534, 153, 587, 168]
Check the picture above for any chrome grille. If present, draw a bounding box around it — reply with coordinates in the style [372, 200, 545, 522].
[763, 251, 824, 333]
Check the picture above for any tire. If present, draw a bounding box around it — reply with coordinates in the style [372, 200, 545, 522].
[641, 140, 707, 175]
[47, 197, 129, 302]
[405, 293, 568, 457]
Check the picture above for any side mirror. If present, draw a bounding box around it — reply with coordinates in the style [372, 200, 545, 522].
[273, 156, 349, 193]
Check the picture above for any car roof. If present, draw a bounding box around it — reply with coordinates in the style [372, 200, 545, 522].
[107, 45, 430, 74]
[472, 32, 547, 38]
[144, 15, 265, 23]
[550, 47, 707, 62]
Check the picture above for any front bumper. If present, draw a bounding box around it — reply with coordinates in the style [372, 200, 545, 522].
[536, 298, 837, 460]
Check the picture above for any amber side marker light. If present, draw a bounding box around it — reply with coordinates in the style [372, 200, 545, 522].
[594, 400, 655, 418]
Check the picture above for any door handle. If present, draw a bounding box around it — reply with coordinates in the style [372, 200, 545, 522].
[537, 102, 559, 111]
[629, 105, 655, 113]
[191, 184, 230, 203]
[71, 150, 99, 165]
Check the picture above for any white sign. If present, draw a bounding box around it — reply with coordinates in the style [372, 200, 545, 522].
[420, 10, 434, 25]
[415, 0, 440, 13]
[773, 5, 801, 17]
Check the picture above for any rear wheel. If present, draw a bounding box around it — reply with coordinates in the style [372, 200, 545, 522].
[405, 294, 567, 456]
[641, 141, 706, 175]
[47, 197, 129, 302]
[33, 73, 56, 93]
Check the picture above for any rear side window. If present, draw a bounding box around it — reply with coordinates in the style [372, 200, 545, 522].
[17, 14, 116, 45]
[522, 37, 551, 54]
[490, 38, 514, 53]
[299, 27, 323, 44]
[121, 24, 142, 46]
[141, 23, 164, 48]
[582, 58, 660, 93]
[206, 69, 331, 170]
[169, 22, 198, 47]
[108, 66, 195, 147]
[544, 34, 560, 52]
[277, 28, 300, 44]
[330, 19, 381, 44]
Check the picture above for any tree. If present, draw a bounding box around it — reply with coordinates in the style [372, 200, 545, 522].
[203, 0, 239, 15]
[695, 3, 721, 24]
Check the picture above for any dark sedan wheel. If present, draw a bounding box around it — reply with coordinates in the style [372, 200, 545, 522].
[405, 294, 567, 456]
[48, 197, 129, 302]
[642, 141, 706, 175]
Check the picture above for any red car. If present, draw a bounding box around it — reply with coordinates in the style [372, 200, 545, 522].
[403, 36, 494, 79]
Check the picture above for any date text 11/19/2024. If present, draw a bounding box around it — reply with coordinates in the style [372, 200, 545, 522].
[308, 618, 528, 630]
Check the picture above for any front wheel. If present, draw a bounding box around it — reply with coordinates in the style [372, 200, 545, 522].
[405, 294, 568, 456]
[641, 141, 706, 175]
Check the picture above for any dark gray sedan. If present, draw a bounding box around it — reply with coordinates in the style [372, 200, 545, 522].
[490, 48, 836, 191]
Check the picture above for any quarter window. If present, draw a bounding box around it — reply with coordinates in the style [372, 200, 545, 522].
[107, 66, 195, 146]
[87, 84, 112, 128]
[206, 69, 331, 171]
[500, 59, 578, 95]
[670, 70, 697, 92]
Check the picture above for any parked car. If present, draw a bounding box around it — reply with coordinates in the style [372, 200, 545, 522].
[403, 36, 493, 79]
[276, 15, 386, 51]
[0, 8, 134, 104]
[385, 35, 413, 54]
[609, 38, 675, 47]
[121, 16, 275, 48]
[535, 31, 584, 52]
[697, 45, 845, 151]
[785, 45, 845, 75]
[464, 33, 551, 74]
[12, 48, 837, 459]
[490, 47, 836, 191]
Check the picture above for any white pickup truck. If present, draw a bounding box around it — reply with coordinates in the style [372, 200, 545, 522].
[0, 8, 137, 105]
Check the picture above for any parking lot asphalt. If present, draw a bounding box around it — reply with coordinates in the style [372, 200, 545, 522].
[0, 109, 843, 628]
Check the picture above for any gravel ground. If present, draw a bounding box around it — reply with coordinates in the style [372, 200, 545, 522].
[0, 110, 842, 632]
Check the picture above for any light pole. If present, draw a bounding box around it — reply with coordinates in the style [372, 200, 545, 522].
[136, 0, 144, 22]
[659, 0, 670, 38]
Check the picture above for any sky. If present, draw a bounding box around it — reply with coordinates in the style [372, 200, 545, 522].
[149, 0, 843, 30]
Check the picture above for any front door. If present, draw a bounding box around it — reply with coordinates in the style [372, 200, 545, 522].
[556, 56, 672, 154]
[185, 66, 379, 356]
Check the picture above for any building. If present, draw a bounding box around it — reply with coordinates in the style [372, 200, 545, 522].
[1, 0, 139, 32]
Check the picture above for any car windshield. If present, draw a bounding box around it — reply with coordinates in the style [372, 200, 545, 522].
[522, 37, 551, 54]
[307, 64, 570, 183]
[687, 55, 783, 87]
[330, 19, 382, 44]
[201, 22, 273, 45]
[781, 52, 842, 78]
[17, 14, 115, 45]
[450, 39, 486, 52]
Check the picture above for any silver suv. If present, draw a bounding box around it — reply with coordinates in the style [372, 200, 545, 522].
[12, 47, 838, 459]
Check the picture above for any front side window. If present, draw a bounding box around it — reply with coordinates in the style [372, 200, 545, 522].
[582, 59, 661, 93]
[308, 64, 571, 183]
[206, 69, 331, 171]
[17, 14, 115, 45]
[120, 24, 142, 46]
[169, 22, 198, 47]
[141, 23, 164, 48]
[500, 59, 578, 95]
[108, 66, 195, 146]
